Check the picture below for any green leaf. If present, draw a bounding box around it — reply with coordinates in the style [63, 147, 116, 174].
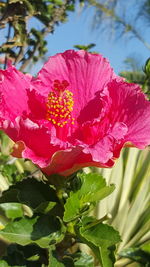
[0, 189, 18, 203]
[144, 58, 150, 76]
[79, 218, 121, 267]
[80, 221, 121, 247]
[74, 43, 96, 51]
[64, 173, 115, 222]
[34, 201, 56, 214]
[0, 203, 23, 219]
[0, 215, 66, 248]
[0, 178, 57, 213]
[0, 261, 10, 267]
[100, 246, 116, 267]
[0, 163, 27, 184]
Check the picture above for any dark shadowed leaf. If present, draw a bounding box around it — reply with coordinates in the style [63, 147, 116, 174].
[0, 243, 47, 266]
[0, 178, 58, 213]
[119, 245, 150, 265]
[0, 215, 66, 248]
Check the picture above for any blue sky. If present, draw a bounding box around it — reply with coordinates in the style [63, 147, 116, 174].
[34, 6, 150, 76]
[1, 4, 149, 75]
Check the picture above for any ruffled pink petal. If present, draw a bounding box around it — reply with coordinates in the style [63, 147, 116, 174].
[17, 118, 63, 163]
[75, 121, 128, 169]
[42, 146, 114, 176]
[108, 80, 150, 148]
[110, 122, 128, 140]
[70, 116, 110, 146]
[81, 121, 127, 165]
[0, 65, 31, 122]
[31, 50, 114, 121]
[83, 136, 114, 163]
[10, 117, 73, 168]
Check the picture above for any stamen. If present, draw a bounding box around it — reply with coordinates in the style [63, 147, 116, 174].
[46, 80, 74, 127]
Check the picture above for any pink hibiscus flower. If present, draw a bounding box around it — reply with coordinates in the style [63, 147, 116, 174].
[0, 50, 150, 176]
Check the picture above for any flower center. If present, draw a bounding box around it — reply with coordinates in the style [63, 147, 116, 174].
[46, 80, 75, 127]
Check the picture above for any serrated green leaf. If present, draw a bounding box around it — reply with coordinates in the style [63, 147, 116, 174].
[64, 173, 115, 222]
[0, 215, 66, 248]
[64, 191, 81, 222]
[80, 219, 121, 267]
[79, 173, 115, 203]
[80, 221, 121, 248]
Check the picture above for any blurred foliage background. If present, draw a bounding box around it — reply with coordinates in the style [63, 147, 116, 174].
[0, 0, 150, 266]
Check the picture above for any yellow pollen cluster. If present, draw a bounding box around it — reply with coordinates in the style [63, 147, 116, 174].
[46, 87, 75, 127]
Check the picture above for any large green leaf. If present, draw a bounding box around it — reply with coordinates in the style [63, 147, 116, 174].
[79, 217, 121, 267]
[0, 178, 57, 213]
[64, 173, 115, 222]
[0, 215, 66, 248]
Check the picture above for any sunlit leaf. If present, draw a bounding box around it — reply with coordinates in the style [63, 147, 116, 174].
[79, 217, 121, 267]
[0, 203, 23, 219]
[64, 173, 115, 222]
